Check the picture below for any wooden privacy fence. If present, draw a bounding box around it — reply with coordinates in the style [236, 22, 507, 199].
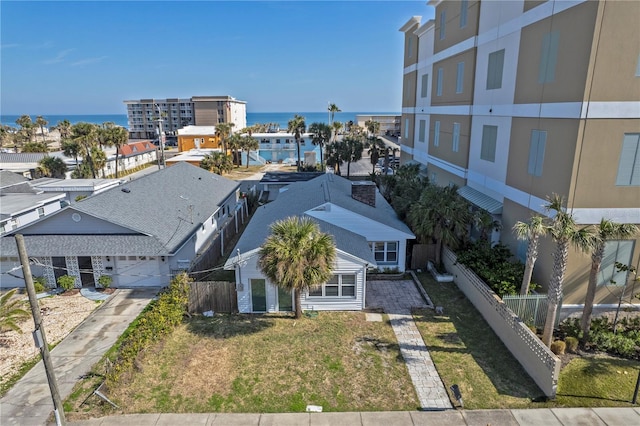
[189, 281, 237, 314]
[411, 244, 437, 269]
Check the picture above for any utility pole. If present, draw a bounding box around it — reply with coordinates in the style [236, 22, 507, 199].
[15, 234, 67, 426]
[155, 103, 166, 169]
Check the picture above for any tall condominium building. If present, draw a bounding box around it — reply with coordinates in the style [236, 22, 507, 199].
[400, 0, 640, 306]
[124, 95, 247, 139]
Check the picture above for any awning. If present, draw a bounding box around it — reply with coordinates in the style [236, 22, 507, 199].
[457, 186, 503, 215]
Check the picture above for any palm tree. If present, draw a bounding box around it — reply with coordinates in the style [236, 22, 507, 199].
[227, 133, 243, 166]
[37, 156, 68, 178]
[541, 194, 594, 347]
[342, 134, 364, 178]
[22, 141, 48, 152]
[215, 122, 235, 155]
[513, 216, 548, 295]
[287, 114, 306, 172]
[325, 141, 345, 176]
[365, 119, 380, 138]
[258, 216, 336, 319]
[15, 115, 34, 143]
[55, 119, 72, 140]
[71, 122, 99, 178]
[331, 121, 343, 142]
[240, 135, 259, 168]
[328, 103, 341, 126]
[0, 288, 30, 334]
[308, 122, 331, 170]
[580, 219, 638, 345]
[109, 126, 129, 178]
[367, 137, 386, 174]
[473, 209, 502, 243]
[62, 139, 81, 170]
[408, 184, 472, 265]
[35, 116, 48, 143]
[200, 152, 233, 175]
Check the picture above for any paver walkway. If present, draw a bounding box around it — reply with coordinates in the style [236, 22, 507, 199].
[366, 280, 451, 410]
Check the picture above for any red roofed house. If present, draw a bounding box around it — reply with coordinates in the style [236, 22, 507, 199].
[106, 141, 158, 176]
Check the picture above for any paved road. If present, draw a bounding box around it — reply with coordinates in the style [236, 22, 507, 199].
[0, 288, 157, 426]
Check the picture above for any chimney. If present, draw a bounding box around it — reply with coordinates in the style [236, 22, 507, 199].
[351, 181, 376, 207]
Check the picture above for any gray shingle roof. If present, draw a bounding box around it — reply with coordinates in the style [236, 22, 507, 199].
[72, 163, 240, 251]
[0, 171, 30, 188]
[1, 235, 167, 257]
[226, 174, 411, 266]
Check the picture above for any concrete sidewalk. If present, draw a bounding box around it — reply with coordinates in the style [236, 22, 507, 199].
[0, 288, 158, 426]
[67, 407, 640, 425]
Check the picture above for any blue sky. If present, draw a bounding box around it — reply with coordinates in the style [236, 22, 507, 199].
[1, 1, 434, 114]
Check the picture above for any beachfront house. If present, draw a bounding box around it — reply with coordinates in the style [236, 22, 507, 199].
[224, 174, 415, 313]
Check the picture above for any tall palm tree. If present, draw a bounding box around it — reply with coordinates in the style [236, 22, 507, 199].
[287, 114, 306, 172]
[342, 134, 364, 178]
[215, 122, 235, 155]
[365, 119, 380, 138]
[541, 194, 594, 347]
[35, 116, 48, 143]
[15, 115, 34, 143]
[258, 216, 336, 319]
[62, 139, 81, 170]
[37, 156, 68, 178]
[0, 288, 30, 334]
[308, 122, 331, 170]
[71, 122, 99, 178]
[328, 103, 341, 126]
[200, 152, 233, 175]
[367, 137, 386, 173]
[513, 216, 548, 295]
[331, 121, 343, 142]
[240, 135, 259, 168]
[408, 185, 472, 265]
[55, 119, 72, 140]
[325, 141, 346, 176]
[91, 146, 107, 177]
[109, 126, 129, 178]
[227, 133, 243, 166]
[580, 219, 638, 345]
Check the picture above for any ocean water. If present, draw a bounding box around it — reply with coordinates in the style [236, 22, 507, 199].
[1, 112, 398, 131]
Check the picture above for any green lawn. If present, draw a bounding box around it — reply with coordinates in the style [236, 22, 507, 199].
[66, 312, 418, 418]
[414, 272, 639, 409]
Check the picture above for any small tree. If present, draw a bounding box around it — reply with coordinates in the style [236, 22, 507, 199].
[513, 216, 548, 295]
[57, 275, 77, 291]
[0, 289, 30, 333]
[98, 275, 113, 288]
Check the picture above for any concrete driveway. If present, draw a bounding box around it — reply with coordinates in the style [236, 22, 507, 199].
[0, 288, 158, 426]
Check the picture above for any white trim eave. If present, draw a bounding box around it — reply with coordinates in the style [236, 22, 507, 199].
[414, 19, 435, 37]
[399, 16, 422, 33]
[427, 156, 468, 179]
[223, 247, 261, 270]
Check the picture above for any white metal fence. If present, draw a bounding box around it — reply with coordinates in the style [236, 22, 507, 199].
[503, 294, 563, 329]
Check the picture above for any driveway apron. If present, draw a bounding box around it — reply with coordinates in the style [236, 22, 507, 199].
[0, 288, 158, 426]
[366, 280, 452, 410]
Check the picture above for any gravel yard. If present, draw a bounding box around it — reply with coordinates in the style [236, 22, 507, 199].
[0, 291, 102, 389]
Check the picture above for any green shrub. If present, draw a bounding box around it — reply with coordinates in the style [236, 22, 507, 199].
[97, 275, 112, 288]
[565, 336, 579, 353]
[559, 318, 582, 340]
[33, 276, 47, 293]
[57, 275, 76, 291]
[105, 273, 190, 384]
[593, 332, 637, 358]
[550, 340, 566, 355]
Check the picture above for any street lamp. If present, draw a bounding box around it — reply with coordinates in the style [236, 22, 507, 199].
[155, 103, 166, 169]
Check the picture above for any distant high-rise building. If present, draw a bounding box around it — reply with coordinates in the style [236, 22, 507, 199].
[124, 95, 247, 139]
[399, 0, 640, 306]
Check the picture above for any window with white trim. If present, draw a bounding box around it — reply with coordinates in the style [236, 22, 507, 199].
[486, 49, 505, 90]
[434, 121, 440, 147]
[452, 123, 460, 152]
[439, 10, 446, 40]
[528, 130, 547, 176]
[456, 62, 464, 94]
[308, 274, 356, 298]
[421, 74, 429, 98]
[599, 240, 635, 286]
[480, 125, 497, 162]
[37, 207, 45, 218]
[419, 120, 426, 142]
[616, 133, 640, 186]
[436, 68, 443, 96]
[370, 241, 398, 264]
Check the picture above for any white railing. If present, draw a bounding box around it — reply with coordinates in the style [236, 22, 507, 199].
[442, 246, 560, 398]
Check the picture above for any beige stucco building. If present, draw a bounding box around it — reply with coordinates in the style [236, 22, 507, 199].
[400, 0, 640, 306]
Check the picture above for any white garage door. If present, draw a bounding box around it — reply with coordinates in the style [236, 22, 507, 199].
[115, 256, 160, 287]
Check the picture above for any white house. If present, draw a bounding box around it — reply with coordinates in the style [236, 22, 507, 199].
[224, 174, 415, 313]
[1, 163, 240, 289]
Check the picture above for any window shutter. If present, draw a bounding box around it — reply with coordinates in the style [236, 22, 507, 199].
[434, 121, 440, 147]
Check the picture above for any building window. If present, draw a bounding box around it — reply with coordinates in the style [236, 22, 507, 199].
[528, 130, 547, 176]
[599, 240, 635, 286]
[456, 62, 464, 93]
[308, 274, 356, 298]
[37, 207, 45, 218]
[419, 120, 426, 142]
[421, 73, 429, 98]
[486, 49, 505, 90]
[616, 133, 640, 186]
[452, 123, 460, 152]
[439, 10, 446, 40]
[404, 118, 410, 138]
[460, 0, 468, 28]
[436, 68, 443, 96]
[434, 121, 440, 147]
[636, 54, 640, 77]
[539, 31, 559, 84]
[370, 242, 398, 264]
[480, 125, 498, 162]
